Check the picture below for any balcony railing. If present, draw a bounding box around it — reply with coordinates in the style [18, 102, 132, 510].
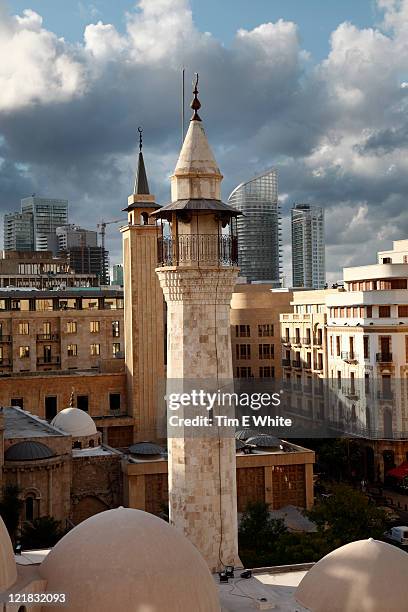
[292, 360, 302, 369]
[37, 333, 60, 341]
[37, 356, 61, 365]
[302, 337, 312, 346]
[282, 358, 291, 367]
[291, 337, 302, 345]
[341, 351, 357, 363]
[281, 337, 291, 345]
[376, 353, 393, 363]
[157, 234, 238, 267]
[313, 336, 323, 346]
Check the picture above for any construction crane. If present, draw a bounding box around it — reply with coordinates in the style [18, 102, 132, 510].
[97, 218, 127, 284]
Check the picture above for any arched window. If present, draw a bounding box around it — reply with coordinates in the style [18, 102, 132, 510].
[89, 439, 95, 448]
[141, 212, 149, 225]
[18, 606, 27, 612]
[73, 440, 82, 449]
[25, 496, 34, 522]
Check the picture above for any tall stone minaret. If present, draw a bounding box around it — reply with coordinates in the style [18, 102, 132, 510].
[152, 77, 241, 572]
[121, 128, 165, 443]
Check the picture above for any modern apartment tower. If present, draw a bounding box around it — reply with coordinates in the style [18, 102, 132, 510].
[21, 196, 68, 253]
[3, 212, 34, 251]
[291, 204, 325, 289]
[228, 169, 281, 284]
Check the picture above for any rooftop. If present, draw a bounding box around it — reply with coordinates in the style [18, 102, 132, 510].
[2, 406, 67, 439]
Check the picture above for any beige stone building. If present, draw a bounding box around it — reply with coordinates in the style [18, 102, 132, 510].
[0, 403, 122, 528]
[280, 240, 408, 480]
[0, 249, 98, 288]
[231, 284, 293, 380]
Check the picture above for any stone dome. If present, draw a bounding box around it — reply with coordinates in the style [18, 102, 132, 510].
[296, 538, 408, 612]
[51, 408, 97, 437]
[246, 434, 282, 449]
[39, 507, 220, 612]
[0, 515, 17, 591]
[129, 442, 165, 456]
[5, 440, 55, 461]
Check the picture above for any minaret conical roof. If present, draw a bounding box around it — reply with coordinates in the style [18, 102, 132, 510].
[134, 151, 150, 196]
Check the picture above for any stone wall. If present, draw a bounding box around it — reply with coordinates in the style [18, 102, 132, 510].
[71, 454, 122, 524]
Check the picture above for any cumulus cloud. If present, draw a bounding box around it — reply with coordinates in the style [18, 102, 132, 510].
[1, 0, 408, 281]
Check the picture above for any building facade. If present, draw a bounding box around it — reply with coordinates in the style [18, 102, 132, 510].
[112, 264, 124, 286]
[3, 212, 33, 251]
[0, 250, 98, 289]
[231, 284, 293, 380]
[291, 204, 325, 289]
[228, 169, 282, 284]
[21, 196, 69, 253]
[56, 224, 98, 251]
[280, 240, 408, 479]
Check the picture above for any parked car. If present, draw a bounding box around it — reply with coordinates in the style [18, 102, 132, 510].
[384, 526, 408, 546]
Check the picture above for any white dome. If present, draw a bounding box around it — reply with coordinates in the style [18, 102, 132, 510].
[51, 407, 97, 437]
[39, 507, 220, 612]
[296, 538, 408, 612]
[0, 515, 17, 591]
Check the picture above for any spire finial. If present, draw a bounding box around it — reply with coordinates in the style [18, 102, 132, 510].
[69, 389, 75, 408]
[138, 126, 143, 152]
[190, 73, 201, 122]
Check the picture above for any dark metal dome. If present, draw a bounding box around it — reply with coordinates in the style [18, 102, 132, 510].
[245, 435, 283, 449]
[128, 442, 165, 456]
[5, 440, 55, 462]
[235, 429, 258, 441]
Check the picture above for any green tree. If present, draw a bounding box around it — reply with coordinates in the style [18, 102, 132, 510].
[238, 501, 287, 567]
[307, 484, 388, 547]
[20, 516, 64, 550]
[0, 485, 23, 543]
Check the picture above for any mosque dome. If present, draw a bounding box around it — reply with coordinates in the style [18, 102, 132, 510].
[39, 507, 220, 612]
[51, 408, 97, 437]
[5, 440, 54, 461]
[296, 538, 408, 612]
[0, 516, 17, 591]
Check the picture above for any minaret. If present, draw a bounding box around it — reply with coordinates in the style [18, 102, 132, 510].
[121, 128, 165, 442]
[151, 76, 241, 572]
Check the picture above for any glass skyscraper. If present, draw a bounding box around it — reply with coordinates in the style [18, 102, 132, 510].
[291, 203, 325, 289]
[228, 169, 281, 284]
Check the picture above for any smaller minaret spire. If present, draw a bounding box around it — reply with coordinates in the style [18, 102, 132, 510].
[133, 126, 150, 195]
[190, 73, 201, 122]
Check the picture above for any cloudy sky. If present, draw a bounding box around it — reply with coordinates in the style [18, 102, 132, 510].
[1, 0, 408, 283]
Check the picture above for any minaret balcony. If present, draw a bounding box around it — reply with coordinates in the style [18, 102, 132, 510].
[157, 234, 238, 267]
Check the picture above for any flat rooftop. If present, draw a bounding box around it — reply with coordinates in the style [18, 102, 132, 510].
[2, 406, 67, 439]
[218, 566, 310, 611]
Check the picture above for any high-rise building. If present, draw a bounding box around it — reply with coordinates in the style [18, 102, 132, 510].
[112, 264, 124, 286]
[291, 204, 325, 289]
[56, 224, 97, 252]
[3, 212, 34, 251]
[21, 196, 68, 253]
[228, 169, 281, 285]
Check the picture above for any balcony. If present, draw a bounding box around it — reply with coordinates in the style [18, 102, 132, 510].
[376, 353, 393, 363]
[292, 360, 302, 369]
[282, 358, 291, 367]
[291, 337, 302, 346]
[37, 333, 60, 341]
[157, 234, 238, 267]
[302, 337, 312, 346]
[313, 337, 323, 347]
[0, 335, 11, 343]
[37, 356, 61, 366]
[341, 351, 358, 364]
[281, 337, 291, 345]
